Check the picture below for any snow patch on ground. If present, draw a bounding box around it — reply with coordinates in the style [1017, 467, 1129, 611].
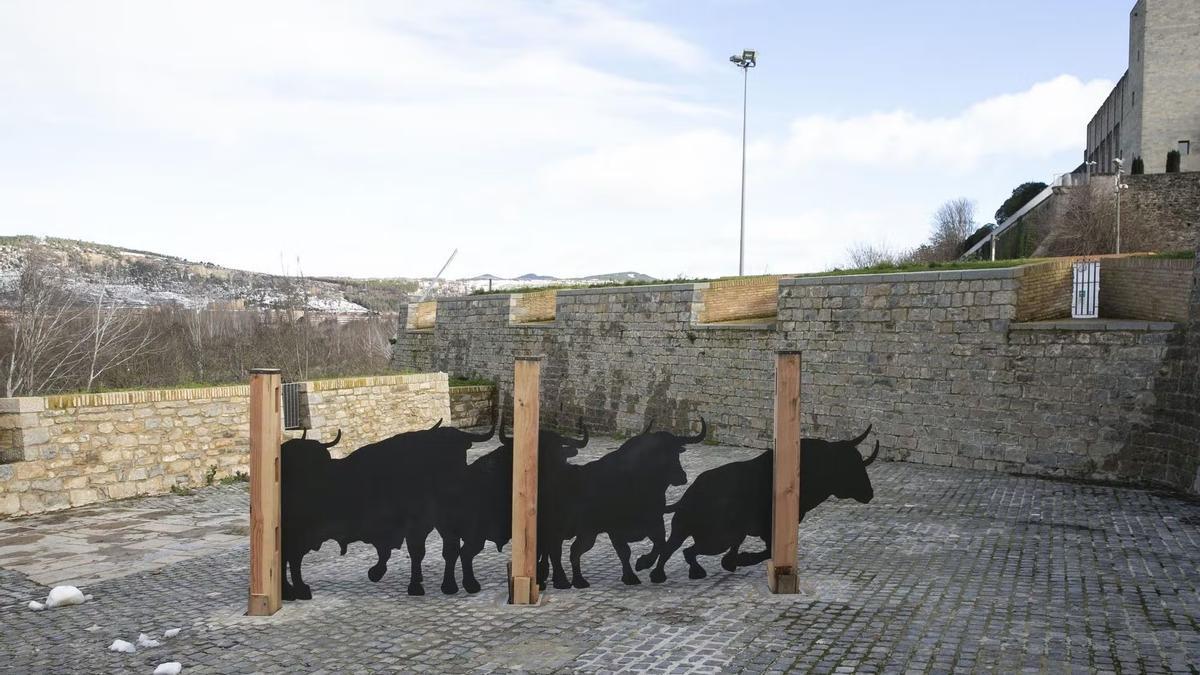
[164, 628, 182, 638]
[27, 601, 44, 611]
[153, 662, 183, 674]
[43, 585, 88, 608]
[108, 639, 136, 654]
[137, 633, 162, 648]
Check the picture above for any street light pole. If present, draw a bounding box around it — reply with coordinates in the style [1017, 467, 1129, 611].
[1112, 158, 1126, 254]
[730, 49, 756, 276]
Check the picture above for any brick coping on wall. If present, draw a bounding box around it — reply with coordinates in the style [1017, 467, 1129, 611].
[1, 372, 446, 412]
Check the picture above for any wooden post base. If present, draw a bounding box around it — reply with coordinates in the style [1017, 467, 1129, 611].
[506, 562, 540, 605]
[767, 561, 799, 595]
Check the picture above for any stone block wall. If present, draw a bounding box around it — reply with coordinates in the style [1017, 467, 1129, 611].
[1100, 256, 1193, 321]
[510, 290, 557, 324]
[449, 385, 495, 427]
[1123, 250, 1200, 492]
[394, 263, 1197, 490]
[0, 373, 450, 516]
[1122, 173, 1200, 251]
[696, 276, 780, 323]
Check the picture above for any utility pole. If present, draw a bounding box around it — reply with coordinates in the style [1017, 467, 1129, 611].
[729, 49, 756, 276]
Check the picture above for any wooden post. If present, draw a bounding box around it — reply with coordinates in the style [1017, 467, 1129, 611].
[247, 368, 283, 616]
[510, 355, 541, 605]
[768, 351, 801, 594]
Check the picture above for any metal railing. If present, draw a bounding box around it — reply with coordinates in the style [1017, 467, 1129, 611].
[282, 382, 303, 430]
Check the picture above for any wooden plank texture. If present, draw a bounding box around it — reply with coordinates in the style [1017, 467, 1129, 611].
[770, 352, 801, 594]
[247, 368, 283, 616]
[510, 356, 541, 605]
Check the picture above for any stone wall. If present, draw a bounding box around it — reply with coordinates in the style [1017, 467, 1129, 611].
[1100, 255, 1193, 321]
[394, 263, 1197, 489]
[1122, 250, 1200, 491]
[449, 385, 495, 427]
[0, 373, 450, 516]
[1121, 173, 1200, 251]
[1014, 254, 1191, 322]
[696, 276, 780, 323]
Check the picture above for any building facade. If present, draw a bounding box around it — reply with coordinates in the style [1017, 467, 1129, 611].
[1085, 0, 1199, 174]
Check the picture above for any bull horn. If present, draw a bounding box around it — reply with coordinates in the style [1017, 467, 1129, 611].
[301, 429, 307, 440]
[566, 418, 589, 448]
[642, 418, 655, 435]
[847, 425, 872, 447]
[676, 418, 707, 445]
[863, 440, 880, 466]
[322, 429, 342, 449]
[462, 417, 496, 443]
[428, 418, 443, 431]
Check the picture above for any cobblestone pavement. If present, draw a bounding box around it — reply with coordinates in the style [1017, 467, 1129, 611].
[1, 438, 1198, 673]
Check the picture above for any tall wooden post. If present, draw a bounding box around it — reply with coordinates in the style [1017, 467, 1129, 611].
[768, 351, 801, 594]
[248, 368, 283, 616]
[509, 355, 542, 605]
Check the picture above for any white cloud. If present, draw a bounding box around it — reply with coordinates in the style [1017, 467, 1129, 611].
[0, 2, 1113, 281]
[784, 75, 1112, 171]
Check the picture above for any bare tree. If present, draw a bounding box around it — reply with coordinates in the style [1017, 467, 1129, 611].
[82, 289, 157, 391]
[3, 259, 89, 397]
[845, 241, 901, 268]
[1039, 181, 1147, 256]
[929, 198, 976, 261]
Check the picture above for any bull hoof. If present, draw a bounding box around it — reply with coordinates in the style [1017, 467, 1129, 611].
[463, 578, 481, 594]
[368, 565, 387, 582]
[720, 554, 738, 573]
[294, 583, 312, 600]
[407, 582, 425, 596]
[552, 575, 572, 590]
[649, 569, 666, 584]
[621, 573, 641, 586]
[282, 584, 295, 602]
[572, 576, 590, 589]
[688, 566, 707, 580]
[440, 580, 458, 595]
[634, 554, 655, 571]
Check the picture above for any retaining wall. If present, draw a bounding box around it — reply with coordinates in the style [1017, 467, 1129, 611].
[0, 373, 450, 516]
[394, 259, 1199, 491]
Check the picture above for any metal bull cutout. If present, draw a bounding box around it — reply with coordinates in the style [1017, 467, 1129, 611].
[279, 418, 496, 599]
[280, 416, 879, 601]
[640, 427, 879, 582]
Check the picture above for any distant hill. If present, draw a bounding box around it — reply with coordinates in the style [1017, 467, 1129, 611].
[0, 236, 416, 313]
[0, 236, 655, 311]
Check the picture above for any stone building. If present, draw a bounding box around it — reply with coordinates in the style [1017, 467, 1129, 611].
[1085, 0, 1199, 174]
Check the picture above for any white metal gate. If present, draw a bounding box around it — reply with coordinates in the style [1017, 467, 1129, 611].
[1071, 260, 1100, 319]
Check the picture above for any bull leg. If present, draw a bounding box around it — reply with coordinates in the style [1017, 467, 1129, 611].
[405, 535, 427, 596]
[368, 543, 391, 582]
[536, 553, 550, 589]
[612, 539, 640, 585]
[636, 518, 668, 574]
[459, 537, 486, 594]
[651, 525, 688, 583]
[721, 535, 747, 572]
[569, 532, 597, 589]
[682, 544, 707, 579]
[289, 554, 312, 600]
[549, 542, 571, 589]
[440, 533, 461, 595]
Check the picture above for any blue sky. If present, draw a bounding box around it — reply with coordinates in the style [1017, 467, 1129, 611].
[0, 1, 1132, 279]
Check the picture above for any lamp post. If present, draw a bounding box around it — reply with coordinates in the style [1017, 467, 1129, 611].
[1112, 158, 1128, 254]
[729, 49, 756, 276]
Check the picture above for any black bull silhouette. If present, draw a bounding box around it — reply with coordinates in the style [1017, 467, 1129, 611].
[279, 420, 878, 599]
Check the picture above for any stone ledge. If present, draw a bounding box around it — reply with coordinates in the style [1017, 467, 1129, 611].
[449, 385, 495, 393]
[691, 320, 776, 331]
[782, 266, 1024, 286]
[0, 397, 46, 414]
[509, 321, 559, 329]
[1010, 319, 1178, 331]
